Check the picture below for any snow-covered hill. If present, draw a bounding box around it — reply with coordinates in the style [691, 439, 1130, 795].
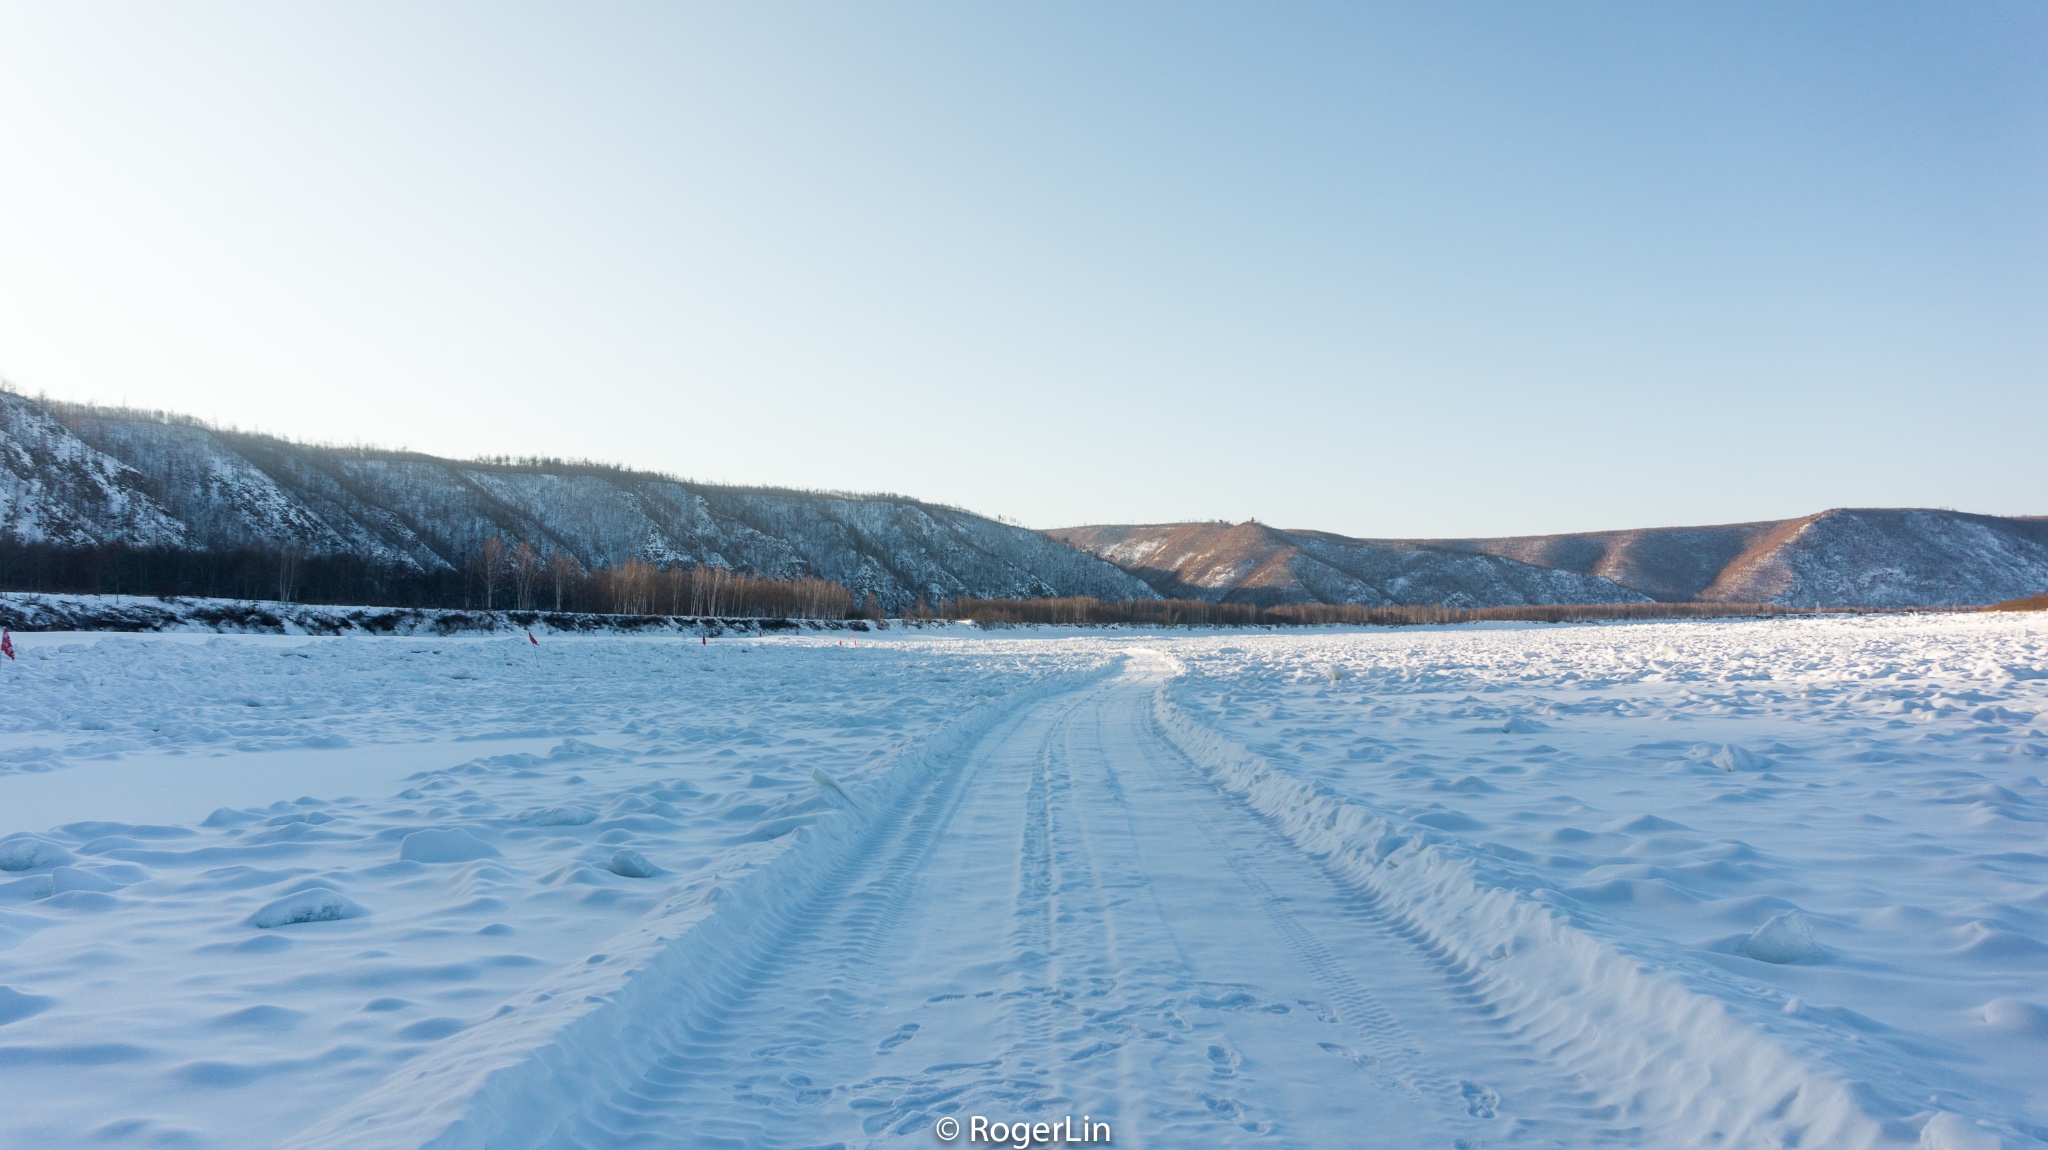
[1440, 510, 2048, 608]
[1047, 521, 1655, 608]
[0, 392, 1157, 610]
[0, 393, 189, 550]
[1053, 509, 2048, 609]
[8, 391, 2041, 610]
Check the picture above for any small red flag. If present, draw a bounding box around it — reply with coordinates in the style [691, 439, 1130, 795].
[528, 630, 539, 646]
[1, 629, 13, 660]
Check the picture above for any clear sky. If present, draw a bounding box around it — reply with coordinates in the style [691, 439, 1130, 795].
[1, 3, 2041, 538]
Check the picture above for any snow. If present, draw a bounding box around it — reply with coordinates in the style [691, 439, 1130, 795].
[1160, 613, 2048, 1145]
[0, 613, 2042, 1146]
[247, 888, 371, 929]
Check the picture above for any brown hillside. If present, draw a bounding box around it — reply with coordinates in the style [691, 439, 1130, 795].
[1049, 508, 2048, 609]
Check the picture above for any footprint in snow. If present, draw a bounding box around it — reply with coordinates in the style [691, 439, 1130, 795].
[876, 1023, 919, 1053]
[1460, 1080, 1500, 1119]
[1297, 998, 1339, 1024]
[1317, 1042, 1378, 1070]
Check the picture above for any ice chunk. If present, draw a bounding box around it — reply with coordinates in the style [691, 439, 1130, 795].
[1744, 910, 1824, 964]
[246, 887, 368, 928]
[811, 768, 864, 813]
[0, 836, 75, 873]
[608, 849, 658, 878]
[1689, 743, 1766, 772]
[398, 828, 502, 863]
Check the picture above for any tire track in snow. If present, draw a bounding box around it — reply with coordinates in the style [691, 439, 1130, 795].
[1116, 687, 1623, 1140]
[448, 661, 1591, 1148]
[528, 691, 1070, 1148]
[1127, 716, 1440, 1100]
[1096, 652, 1656, 1144]
[1082, 676, 1528, 1140]
[1001, 707, 1061, 1062]
[1143, 650, 1902, 1147]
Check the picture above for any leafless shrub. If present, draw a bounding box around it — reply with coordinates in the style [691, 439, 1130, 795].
[574, 560, 854, 620]
[939, 597, 1854, 627]
[1985, 593, 2048, 612]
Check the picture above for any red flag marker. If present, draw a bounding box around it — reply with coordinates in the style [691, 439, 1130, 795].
[0, 629, 12, 661]
[528, 630, 539, 646]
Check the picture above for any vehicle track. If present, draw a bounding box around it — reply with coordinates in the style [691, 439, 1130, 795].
[533, 659, 1608, 1148]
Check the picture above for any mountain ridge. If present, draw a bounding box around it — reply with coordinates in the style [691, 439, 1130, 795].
[1049, 509, 2048, 609]
[0, 390, 1157, 610]
[5, 389, 2041, 610]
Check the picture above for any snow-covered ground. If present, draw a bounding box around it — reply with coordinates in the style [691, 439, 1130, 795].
[0, 615, 2042, 1147]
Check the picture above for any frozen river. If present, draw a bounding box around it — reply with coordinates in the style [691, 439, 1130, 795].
[0, 615, 2043, 1147]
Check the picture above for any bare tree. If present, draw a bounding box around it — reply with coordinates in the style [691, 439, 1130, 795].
[277, 543, 304, 604]
[608, 558, 656, 615]
[477, 536, 509, 610]
[511, 541, 543, 611]
[545, 547, 584, 612]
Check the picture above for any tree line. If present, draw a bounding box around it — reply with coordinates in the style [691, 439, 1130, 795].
[0, 540, 870, 620]
[6, 542, 1956, 624]
[935, 596, 1876, 626]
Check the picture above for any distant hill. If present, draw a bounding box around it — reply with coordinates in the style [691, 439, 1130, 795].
[1045, 521, 1650, 608]
[6, 389, 2040, 611]
[1050, 510, 2048, 609]
[0, 390, 1156, 610]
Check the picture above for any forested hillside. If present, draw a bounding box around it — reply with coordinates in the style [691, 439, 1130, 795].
[0, 391, 1155, 610]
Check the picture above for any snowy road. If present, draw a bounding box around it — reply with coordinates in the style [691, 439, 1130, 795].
[524, 654, 1559, 1148]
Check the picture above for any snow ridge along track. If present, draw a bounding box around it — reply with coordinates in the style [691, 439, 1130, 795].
[286, 660, 1123, 1149]
[1144, 648, 1921, 1148]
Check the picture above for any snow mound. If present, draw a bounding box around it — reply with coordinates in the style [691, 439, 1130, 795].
[0, 985, 56, 1026]
[1920, 1111, 2004, 1150]
[1978, 997, 2048, 1036]
[246, 887, 368, 929]
[1744, 910, 1824, 964]
[606, 849, 658, 878]
[0, 835, 75, 872]
[49, 867, 121, 894]
[519, 807, 596, 827]
[398, 829, 502, 863]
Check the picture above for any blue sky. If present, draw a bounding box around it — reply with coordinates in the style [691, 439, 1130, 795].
[0, 3, 2041, 537]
